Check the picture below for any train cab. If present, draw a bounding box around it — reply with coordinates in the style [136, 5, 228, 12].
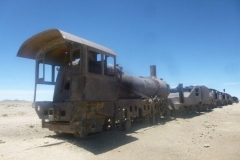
[17, 29, 118, 137]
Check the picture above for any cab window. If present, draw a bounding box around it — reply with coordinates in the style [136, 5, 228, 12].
[104, 55, 115, 76]
[88, 50, 115, 77]
[88, 50, 102, 74]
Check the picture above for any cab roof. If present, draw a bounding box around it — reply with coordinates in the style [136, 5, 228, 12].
[17, 28, 116, 60]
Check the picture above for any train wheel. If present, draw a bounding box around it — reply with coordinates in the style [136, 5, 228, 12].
[187, 106, 191, 113]
[154, 113, 160, 121]
[196, 105, 200, 113]
[122, 119, 131, 131]
[163, 109, 171, 119]
[54, 131, 63, 135]
[168, 103, 176, 119]
[179, 106, 187, 115]
[72, 131, 87, 138]
[102, 118, 113, 131]
[150, 113, 156, 124]
[171, 108, 177, 119]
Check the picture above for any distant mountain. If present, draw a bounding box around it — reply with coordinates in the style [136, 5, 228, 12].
[0, 99, 32, 103]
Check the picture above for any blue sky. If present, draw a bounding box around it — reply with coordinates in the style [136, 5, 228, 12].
[1, 0, 240, 101]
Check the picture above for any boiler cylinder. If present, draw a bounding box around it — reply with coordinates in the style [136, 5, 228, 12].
[118, 73, 169, 99]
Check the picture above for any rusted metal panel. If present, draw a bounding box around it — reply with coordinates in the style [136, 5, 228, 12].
[85, 75, 117, 101]
[118, 99, 142, 118]
[200, 86, 212, 105]
[85, 102, 115, 117]
[35, 101, 81, 121]
[43, 122, 73, 133]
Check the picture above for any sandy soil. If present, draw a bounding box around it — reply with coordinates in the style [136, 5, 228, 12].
[0, 102, 240, 160]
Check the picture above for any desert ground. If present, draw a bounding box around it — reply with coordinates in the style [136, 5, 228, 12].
[0, 102, 240, 160]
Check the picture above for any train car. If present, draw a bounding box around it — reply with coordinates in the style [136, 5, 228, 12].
[17, 29, 170, 137]
[232, 96, 239, 103]
[208, 90, 233, 106]
[218, 92, 225, 106]
[168, 84, 213, 113]
[223, 93, 232, 105]
[224, 93, 233, 105]
[209, 89, 218, 107]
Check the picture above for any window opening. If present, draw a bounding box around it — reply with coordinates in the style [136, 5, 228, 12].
[44, 110, 48, 115]
[61, 111, 66, 116]
[104, 55, 115, 76]
[139, 108, 142, 117]
[195, 88, 199, 96]
[88, 50, 102, 74]
[37, 61, 59, 84]
[64, 81, 70, 90]
[39, 63, 43, 79]
[55, 66, 59, 82]
[124, 109, 128, 119]
[97, 54, 101, 61]
[44, 64, 52, 82]
[34, 45, 71, 102]
[35, 84, 54, 101]
[72, 49, 81, 66]
[72, 58, 80, 66]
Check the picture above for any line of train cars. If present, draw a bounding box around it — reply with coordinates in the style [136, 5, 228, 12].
[17, 29, 238, 137]
[168, 84, 236, 115]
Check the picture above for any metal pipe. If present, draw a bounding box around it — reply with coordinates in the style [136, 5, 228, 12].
[178, 83, 184, 103]
[150, 65, 157, 78]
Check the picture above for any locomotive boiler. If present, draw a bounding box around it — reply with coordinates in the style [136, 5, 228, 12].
[17, 29, 170, 137]
[118, 66, 169, 99]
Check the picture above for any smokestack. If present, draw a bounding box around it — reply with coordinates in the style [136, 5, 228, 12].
[150, 65, 157, 78]
[178, 83, 184, 103]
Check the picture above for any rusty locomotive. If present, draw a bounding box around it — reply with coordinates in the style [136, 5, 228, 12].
[17, 29, 235, 137]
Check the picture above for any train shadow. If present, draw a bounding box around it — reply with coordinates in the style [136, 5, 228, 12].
[176, 108, 215, 119]
[46, 107, 216, 154]
[46, 130, 138, 154]
[46, 118, 175, 155]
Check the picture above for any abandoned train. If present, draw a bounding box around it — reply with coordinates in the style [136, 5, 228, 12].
[17, 29, 235, 137]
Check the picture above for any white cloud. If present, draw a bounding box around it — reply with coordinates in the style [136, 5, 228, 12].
[224, 82, 240, 85]
[191, 83, 207, 86]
